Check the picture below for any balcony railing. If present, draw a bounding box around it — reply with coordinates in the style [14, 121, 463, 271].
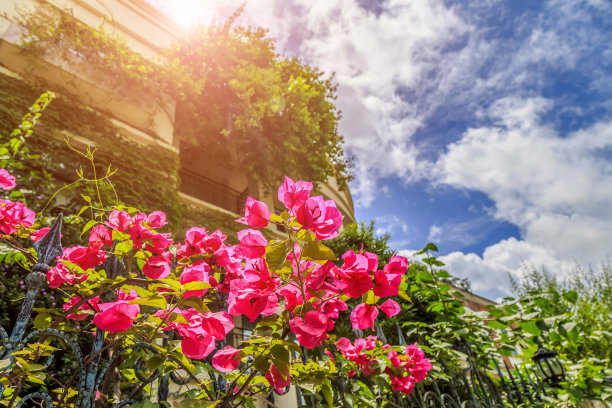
[179, 168, 248, 214]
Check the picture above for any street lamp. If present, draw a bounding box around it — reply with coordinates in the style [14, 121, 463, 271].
[532, 347, 565, 386]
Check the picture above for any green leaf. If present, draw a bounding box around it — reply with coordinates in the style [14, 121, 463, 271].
[270, 344, 289, 371]
[183, 281, 211, 291]
[27, 373, 46, 385]
[321, 384, 333, 408]
[129, 296, 167, 310]
[159, 279, 182, 290]
[147, 355, 165, 372]
[111, 230, 131, 241]
[269, 214, 283, 223]
[0, 359, 11, 370]
[488, 320, 508, 330]
[416, 270, 434, 283]
[520, 320, 541, 336]
[168, 314, 189, 324]
[253, 355, 271, 373]
[296, 229, 316, 242]
[33, 314, 52, 330]
[562, 290, 578, 304]
[416, 242, 438, 254]
[81, 220, 98, 237]
[177, 400, 219, 408]
[302, 242, 336, 261]
[115, 240, 133, 256]
[398, 289, 412, 303]
[265, 240, 291, 271]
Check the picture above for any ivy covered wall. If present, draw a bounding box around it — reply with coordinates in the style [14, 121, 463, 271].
[0, 70, 240, 236]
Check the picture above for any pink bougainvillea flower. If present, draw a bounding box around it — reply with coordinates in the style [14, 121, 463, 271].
[387, 349, 401, 368]
[228, 280, 278, 322]
[92, 290, 140, 333]
[373, 269, 402, 298]
[179, 330, 216, 360]
[384, 255, 409, 276]
[180, 262, 215, 298]
[0, 169, 16, 190]
[237, 197, 270, 229]
[279, 285, 303, 311]
[294, 196, 323, 229]
[201, 311, 234, 340]
[391, 373, 415, 395]
[30, 227, 50, 242]
[62, 245, 107, 271]
[334, 267, 373, 298]
[212, 346, 243, 372]
[0, 200, 35, 234]
[321, 297, 348, 319]
[46, 262, 88, 288]
[63, 295, 100, 320]
[312, 201, 343, 241]
[265, 364, 291, 395]
[336, 337, 352, 354]
[145, 233, 172, 254]
[294, 195, 343, 240]
[350, 303, 379, 331]
[304, 261, 337, 294]
[380, 299, 401, 317]
[146, 211, 167, 229]
[236, 229, 267, 259]
[405, 343, 433, 381]
[89, 224, 112, 248]
[289, 310, 332, 349]
[142, 255, 171, 279]
[105, 209, 132, 232]
[128, 223, 153, 250]
[278, 176, 312, 211]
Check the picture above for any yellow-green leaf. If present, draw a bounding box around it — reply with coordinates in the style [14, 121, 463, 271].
[129, 296, 167, 310]
[302, 242, 336, 262]
[265, 240, 291, 272]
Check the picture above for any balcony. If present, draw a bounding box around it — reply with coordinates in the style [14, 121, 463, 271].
[179, 168, 248, 215]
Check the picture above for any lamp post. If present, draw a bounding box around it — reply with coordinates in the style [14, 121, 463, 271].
[531, 347, 565, 387]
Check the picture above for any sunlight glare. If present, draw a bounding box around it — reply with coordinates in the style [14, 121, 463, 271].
[162, 0, 214, 27]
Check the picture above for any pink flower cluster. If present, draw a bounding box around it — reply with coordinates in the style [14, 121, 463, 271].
[336, 336, 432, 395]
[0, 169, 35, 234]
[25, 175, 420, 390]
[239, 176, 343, 240]
[0, 199, 35, 235]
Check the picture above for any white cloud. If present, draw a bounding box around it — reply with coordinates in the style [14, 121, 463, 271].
[434, 97, 612, 298]
[439, 238, 573, 300]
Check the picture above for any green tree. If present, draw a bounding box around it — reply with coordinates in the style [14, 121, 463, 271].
[168, 17, 352, 191]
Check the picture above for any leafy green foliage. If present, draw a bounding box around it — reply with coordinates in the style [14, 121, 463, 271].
[16, 7, 352, 193]
[499, 264, 612, 404]
[167, 17, 352, 192]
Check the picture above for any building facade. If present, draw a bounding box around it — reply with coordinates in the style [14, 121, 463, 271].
[0, 0, 356, 229]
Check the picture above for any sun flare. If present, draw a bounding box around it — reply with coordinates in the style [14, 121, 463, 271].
[158, 0, 213, 27]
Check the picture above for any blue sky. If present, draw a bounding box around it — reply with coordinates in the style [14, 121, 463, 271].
[161, 0, 612, 300]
